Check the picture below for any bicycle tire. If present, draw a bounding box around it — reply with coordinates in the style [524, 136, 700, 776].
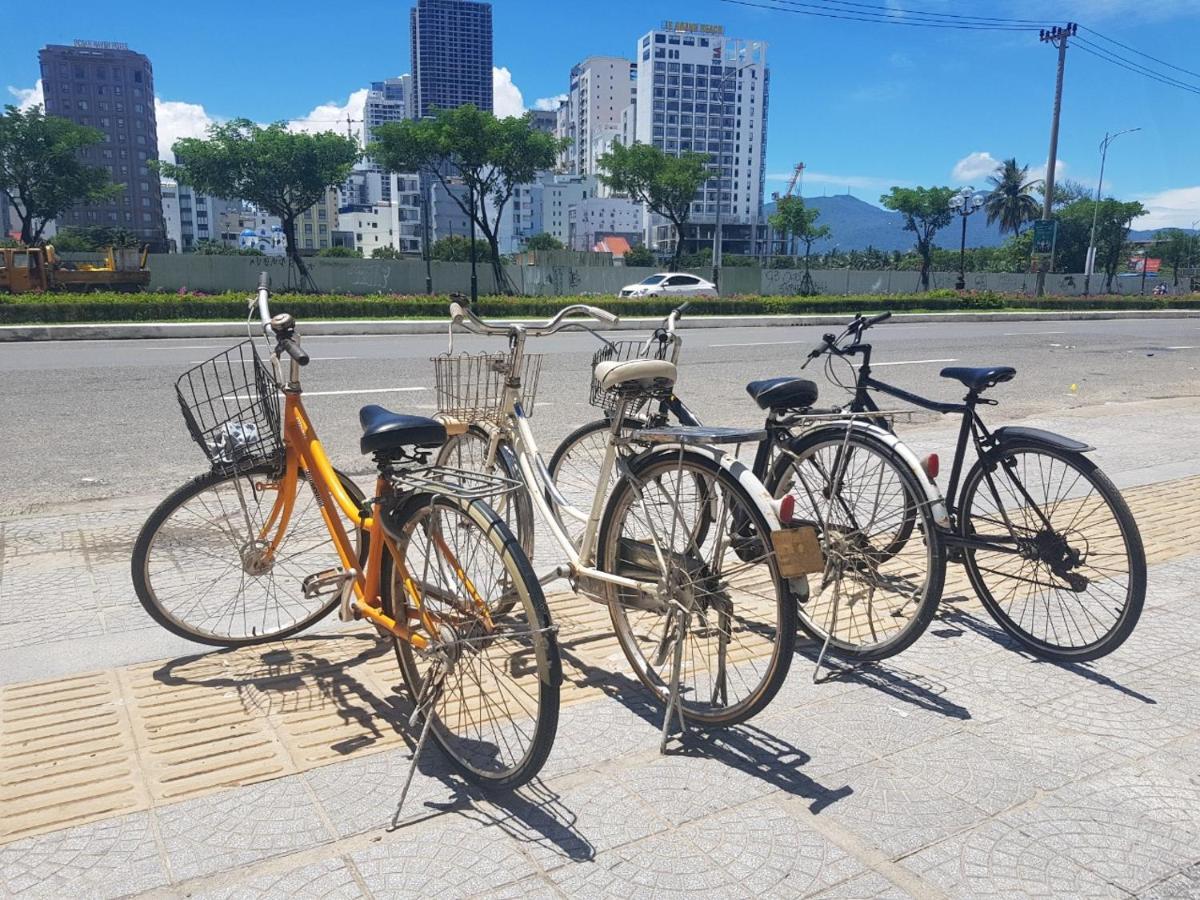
[766, 425, 945, 661]
[437, 425, 534, 560]
[132, 464, 366, 647]
[381, 493, 560, 789]
[547, 417, 647, 546]
[959, 441, 1146, 662]
[597, 449, 797, 727]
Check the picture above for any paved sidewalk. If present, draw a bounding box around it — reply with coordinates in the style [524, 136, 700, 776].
[1, 478, 1198, 897]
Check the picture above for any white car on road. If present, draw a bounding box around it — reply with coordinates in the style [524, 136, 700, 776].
[619, 272, 718, 298]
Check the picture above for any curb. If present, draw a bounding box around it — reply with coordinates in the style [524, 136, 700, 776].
[1, 308, 1198, 341]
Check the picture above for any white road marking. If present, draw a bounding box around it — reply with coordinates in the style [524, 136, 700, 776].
[1166, 346, 1197, 350]
[1002, 330, 1066, 336]
[871, 358, 958, 367]
[708, 340, 809, 348]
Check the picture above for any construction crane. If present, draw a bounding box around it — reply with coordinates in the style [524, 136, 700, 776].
[770, 162, 805, 202]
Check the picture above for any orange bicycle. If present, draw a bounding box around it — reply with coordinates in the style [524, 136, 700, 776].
[132, 274, 561, 787]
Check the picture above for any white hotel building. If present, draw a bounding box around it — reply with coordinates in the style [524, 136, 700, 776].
[556, 56, 638, 177]
[633, 23, 769, 257]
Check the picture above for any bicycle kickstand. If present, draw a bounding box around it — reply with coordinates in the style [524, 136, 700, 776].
[390, 659, 449, 830]
[659, 610, 690, 753]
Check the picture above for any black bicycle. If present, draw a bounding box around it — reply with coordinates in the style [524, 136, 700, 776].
[550, 306, 948, 663]
[552, 308, 1146, 663]
[799, 312, 1146, 662]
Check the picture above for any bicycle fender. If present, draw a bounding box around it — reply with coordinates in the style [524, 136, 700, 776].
[789, 422, 950, 528]
[639, 444, 785, 531]
[992, 426, 1095, 454]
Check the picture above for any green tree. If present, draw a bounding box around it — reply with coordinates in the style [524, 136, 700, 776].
[0, 105, 121, 245]
[623, 244, 655, 267]
[524, 232, 564, 251]
[984, 158, 1041, 237]
[1042, 178, 1092, 211]
[371, 107, 561, 293]
[317, 245, 361, 258]
[370, 246, 405, 259]
[50, 226, 140, 251]
[158, 119, 359, 289]
[192, 239, 264, 256]
[430, 235, 494, 262]
[1059, 198, 1146, 290]
[1153, 228, 1193, 287]
[880, 186, 956, 290]
[598, 142, 708, 273]
[769, 196, 830, 293]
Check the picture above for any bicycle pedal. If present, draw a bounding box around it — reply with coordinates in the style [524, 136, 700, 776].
[302, 568, 354, 599]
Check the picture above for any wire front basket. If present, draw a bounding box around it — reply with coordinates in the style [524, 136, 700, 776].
[432, 352, 543, 425]
[176, 340, 283, 473]
[589, 338, 670, 413]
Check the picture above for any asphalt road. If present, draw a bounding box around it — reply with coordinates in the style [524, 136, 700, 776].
[1, 315, 1198, 515]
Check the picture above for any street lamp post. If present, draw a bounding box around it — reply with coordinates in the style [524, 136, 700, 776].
[710, 62, 753, 291]
[1084, 127, 1140, 297]
[948, 187, 985, 291]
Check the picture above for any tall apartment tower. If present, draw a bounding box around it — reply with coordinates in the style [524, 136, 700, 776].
[556, 56, 637, 176]
[409, 0, 493, 118]
[38, 40, 166, 248]
[633, 24, 768, 252]
[364, 76, 411, 147]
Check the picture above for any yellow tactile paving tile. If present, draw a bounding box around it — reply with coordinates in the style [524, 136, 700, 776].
[0, 474, 1196, 847]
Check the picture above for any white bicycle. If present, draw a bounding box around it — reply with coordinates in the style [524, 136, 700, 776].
[434, 300, 806, 747]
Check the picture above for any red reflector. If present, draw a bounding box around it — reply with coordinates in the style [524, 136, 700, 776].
[922, 453, 940, 480]
[779, 494, 796, 524]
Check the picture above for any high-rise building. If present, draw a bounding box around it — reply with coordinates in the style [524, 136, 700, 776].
[556, 56, 637, 176]
[409, 0, 493, 118]
[174, 184, 234, 251]
[633, 24, 768, 256]
[364, 76, 411, 147]
[38, 40, 166, 248]
[527, 108, 557, 135]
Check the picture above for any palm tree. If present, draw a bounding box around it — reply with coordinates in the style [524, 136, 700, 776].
[984, 158, 1041, 237]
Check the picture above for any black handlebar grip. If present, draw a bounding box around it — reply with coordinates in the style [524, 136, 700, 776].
[867, 311, 892, 326]
[281, 338, 309, 366]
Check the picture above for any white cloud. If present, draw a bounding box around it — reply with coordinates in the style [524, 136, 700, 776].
[287, 88, 370, 141]
[6, 80, 44, 110]
[951, 151, 1001, 183]
[155, 98, 220, 162]
[533, 93, 567, 111]
[1029, 159, 1068, 184]
[492, 66, 525, 118]
[1134, 186, 1200, 229]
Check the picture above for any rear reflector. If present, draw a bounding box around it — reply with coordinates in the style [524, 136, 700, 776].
[778, 494, 796, 524]
[922, 453, 940, 480]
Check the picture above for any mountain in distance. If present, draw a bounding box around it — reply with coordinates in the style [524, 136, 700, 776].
[763, 194, 1193, 253]
[762, 194, 1007, 253]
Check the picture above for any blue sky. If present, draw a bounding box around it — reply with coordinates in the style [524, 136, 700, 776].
[4, 0, 1198, 228]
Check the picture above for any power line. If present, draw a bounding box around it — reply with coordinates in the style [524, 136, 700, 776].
[1073, 38, 1200, 96]
[715, 0, 1036, 30]
[1079, 25, 1200, 82]
[766, 0, 1041, 25]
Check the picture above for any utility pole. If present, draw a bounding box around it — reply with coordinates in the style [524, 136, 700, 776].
[1035, 22, 1076, 297]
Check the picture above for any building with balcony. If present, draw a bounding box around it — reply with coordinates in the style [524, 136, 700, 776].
[556, 56, 637, 176]
[409, 0, 493, 118]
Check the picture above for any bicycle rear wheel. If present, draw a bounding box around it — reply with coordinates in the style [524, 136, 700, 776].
[959, 441, 1145, 661]
[597, 449, 797, 727]
[132, 464, 364, 646]
[548, 417, 647, 547]
[767, 426, 945, 661]
[382, 494, 560, 789]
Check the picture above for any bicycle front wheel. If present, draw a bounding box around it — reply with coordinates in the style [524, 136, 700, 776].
[383, 494, 560, 789]
[960, 441, 1146, 661]
[132, 464, 365, 646]
[597, 449, 797, 727]
[767, 426, 946, 661]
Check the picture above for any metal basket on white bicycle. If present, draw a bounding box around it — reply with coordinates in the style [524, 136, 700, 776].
[432, 351, 544, 425]
[589, 339, 671, 414]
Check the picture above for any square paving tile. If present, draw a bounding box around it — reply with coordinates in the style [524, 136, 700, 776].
[350, 815, 536, 898]
[0, 811, 168, 898]
[193, 855, 364, 899]
[155, 776, 334, 882]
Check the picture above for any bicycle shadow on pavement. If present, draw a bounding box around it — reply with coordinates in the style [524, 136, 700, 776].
[931, 604, 1157, 704]
[151, 632, 410, 755]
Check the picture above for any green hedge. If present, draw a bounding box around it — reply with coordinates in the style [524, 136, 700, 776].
[2, 289, 1198, 324]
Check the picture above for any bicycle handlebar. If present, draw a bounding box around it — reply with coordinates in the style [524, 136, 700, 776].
[252, 271, 272, 332]
[450, 299, 620, 337]
[664, 301, 690, 336]
[279, 337, 309, 366]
